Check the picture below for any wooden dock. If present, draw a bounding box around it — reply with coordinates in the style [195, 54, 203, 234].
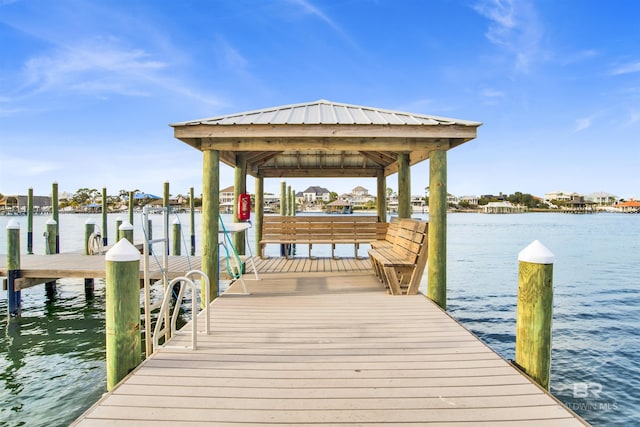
[72, 268, 586, 426]
[0, 253, 201, 290]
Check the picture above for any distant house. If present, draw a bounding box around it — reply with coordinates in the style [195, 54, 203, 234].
[302, 186, 331, 203]
[481, 201, 526, 214]
[219, 186, 235, 205]
[544, 190, 577, 203]
[459, 195, 479, 206]
[350, 186, 375, 206]
[614, 199, 640, 213]
[562, 195, 596, 213]
[586, 192, 617, 206]
[1, 195, 52, 214]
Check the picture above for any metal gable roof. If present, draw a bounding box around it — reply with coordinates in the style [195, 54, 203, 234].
[171, 99, 481, 127]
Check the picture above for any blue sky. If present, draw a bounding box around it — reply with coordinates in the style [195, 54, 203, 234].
[1, 0, 639, 200]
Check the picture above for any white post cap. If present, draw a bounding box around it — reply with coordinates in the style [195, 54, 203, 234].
[172, 218, 180, 225]
[6, 219, 20, 229]
[119, 221, 134, 230]
[106, 238, 140, 262]
[518, 240, 555, 264]
[46, 218, 57, 225]
[85, 218, 95, 225]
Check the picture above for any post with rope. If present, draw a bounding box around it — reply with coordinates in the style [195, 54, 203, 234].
[280, 180, 287, 256]
[44, 218, 57, 298]
[84, 219, 96, 298]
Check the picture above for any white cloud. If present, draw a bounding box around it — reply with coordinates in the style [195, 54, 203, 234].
[473, 0, 545, 73]
[610, 61, 640, 76]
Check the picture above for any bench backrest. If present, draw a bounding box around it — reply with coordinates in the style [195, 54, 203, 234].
[261, 215, 387, 241]
[393, 218, 428, 294]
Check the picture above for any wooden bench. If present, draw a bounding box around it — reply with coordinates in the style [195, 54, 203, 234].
[370, 216, 398, 250]
[260, 216, 388, 259]
[368, 218, 428, 295]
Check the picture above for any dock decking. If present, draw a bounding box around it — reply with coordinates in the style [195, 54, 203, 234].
[72, 269, 585, 426]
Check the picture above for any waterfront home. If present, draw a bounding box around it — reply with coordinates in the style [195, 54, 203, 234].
[481, 201, 526, 213]
[0, 195, 52, 214]
[615, 198, 640, 213]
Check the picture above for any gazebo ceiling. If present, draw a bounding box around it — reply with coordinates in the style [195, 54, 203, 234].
[170, 99, 481, 178]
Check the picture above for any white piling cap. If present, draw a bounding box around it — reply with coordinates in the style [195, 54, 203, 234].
[518, 240, 555, 264]
[46, 218, 57, 225]
[6, 219, 20, 229]
[105, 238, 140, 262]
[172, 218, 180, 225]
[119, 221, 134, 230]
[85, 218, 95, 225]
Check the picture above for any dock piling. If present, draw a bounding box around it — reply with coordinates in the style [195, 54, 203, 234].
[102, 187, 108, 247]
[105, 239, 142, 391]
[84, 219, 96, 298]
[45, 218, 57, 297]
[6, 219, 21, 318]
[27, 188, 34, 254]
[115, 217, 123, 242]
[52, 182, 59, 253]
[516, 240, 555, 390]
[119, 221, 134, 244]
[171, 218, 181, 256]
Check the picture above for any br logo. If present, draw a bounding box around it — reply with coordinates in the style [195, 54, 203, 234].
[573, 382, 603, 399]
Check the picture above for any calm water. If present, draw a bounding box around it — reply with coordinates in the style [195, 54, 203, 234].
[0, 212, 638, 426]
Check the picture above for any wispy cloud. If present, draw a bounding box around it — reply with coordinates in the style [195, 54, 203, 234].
[286, 0, 358, 48]
[20, 37, 166, 97]
[473, 0, 545, 73]
[480, 88, 506, 105]
[610, 61, 640, 76]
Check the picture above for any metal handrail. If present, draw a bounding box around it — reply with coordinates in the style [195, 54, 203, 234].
[151, 270, 211, 352]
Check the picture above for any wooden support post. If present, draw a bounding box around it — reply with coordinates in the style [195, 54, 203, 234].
[120, 221, 134, 244]
[516, 240, 554, 390]
[6, 219, 21, 318]
[163, 182, 170, 255]
[189, 187, 196, 256]
[84, 219, 96, 298]
[397, 152, 411, 219]
[45, 218, 57, 297]
[115, 217, 123, 242]
[202, 150, 219, 301]
[254, 176, 264, 257]
[102, 187, 108, 246]
[128, 191, 134, 225]
[280, 180, 287, 256]
[291, 188, 296, 216]
[27, 187, 33, 254]
[105, 239, 142, 391]
[52, 182, 59, 253]
[233, 154, 247, 254]
[427, 149, 447, 309]
[172, 218, 181, 256]
[377, 170, 386, 222]
[287, 185, 292, 216]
